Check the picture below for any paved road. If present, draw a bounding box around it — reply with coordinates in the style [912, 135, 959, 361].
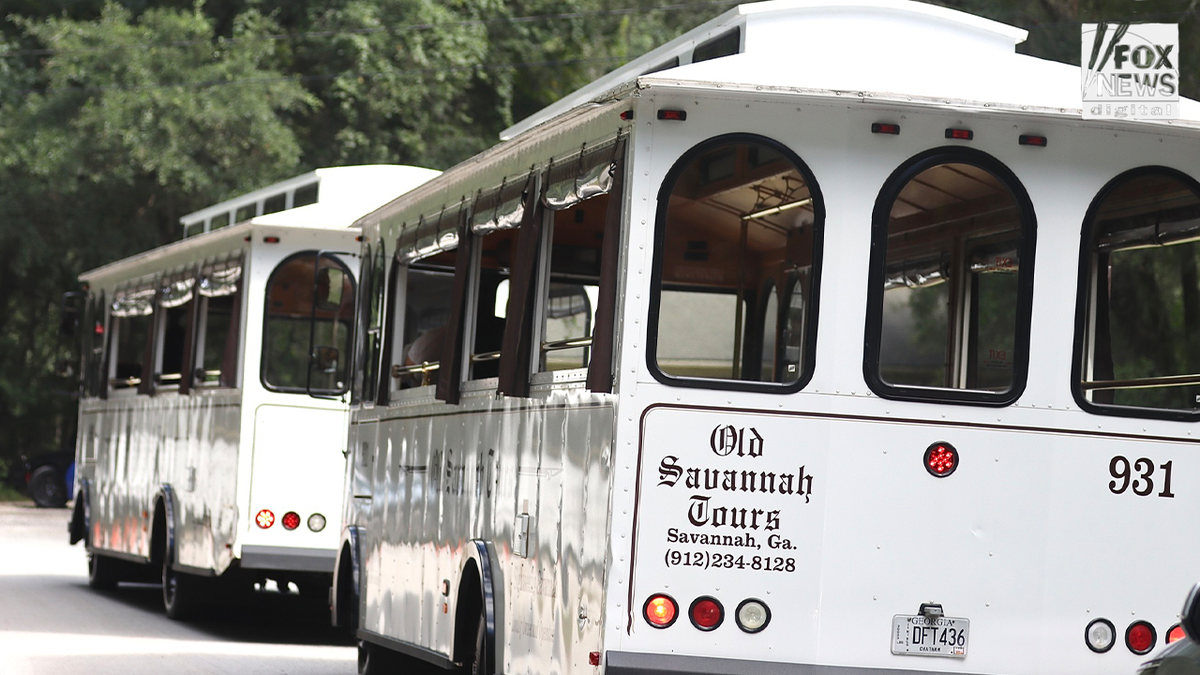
[0, 501, 356, 675]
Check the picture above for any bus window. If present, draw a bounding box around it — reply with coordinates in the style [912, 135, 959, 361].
[109, 286, 155, 391]
[867, 150, 1035, 404]
[262, 252, 354, 393]
[650, 134, 822, 390]
[354, 243, 388, 404]
[156, 276, 194, 390]
[397, 258, 456, 390]
[1077, 169, 1200, 416]
[537, 146, 618, 374]
[468, 228, 516, 380]
[194, 259, 241, 388]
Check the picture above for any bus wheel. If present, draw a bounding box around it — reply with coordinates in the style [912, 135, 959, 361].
[358, 641, 404, 675]
[86, 550, 118, 590]
[162, 548, 200, 620]
[471, 608, 489, 675]
[29, 465, 67, 508]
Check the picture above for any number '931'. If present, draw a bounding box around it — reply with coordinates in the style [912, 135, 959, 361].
[1109, 456, 1174, 498]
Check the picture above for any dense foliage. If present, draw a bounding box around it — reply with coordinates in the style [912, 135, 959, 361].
[0, 0, 1196, 471]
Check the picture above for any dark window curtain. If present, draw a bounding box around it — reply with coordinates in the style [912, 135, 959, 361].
[436, 213, 473, 405]
[587, 138, 627, 393]
[497, 175, 542, 397]
[179, 269, 200, 395]
[138, 288, 160, 396]
[220, 272, 243, 388]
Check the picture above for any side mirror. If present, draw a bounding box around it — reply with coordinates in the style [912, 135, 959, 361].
[312, 345, 340, 374]
[315, 267, 345, 312]
[1181, 583, 1200, 640]
[59, 291, 84, 337]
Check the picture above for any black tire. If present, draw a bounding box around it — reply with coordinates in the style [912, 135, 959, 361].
[358, 640, 406, 675]
[162, 547, 202, 620]
[86, 550, 119, 590]
[29, 465, 67, 508]
[471, 609, 489, 675]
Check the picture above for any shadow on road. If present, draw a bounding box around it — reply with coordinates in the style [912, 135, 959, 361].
[82, 580, 354, 646]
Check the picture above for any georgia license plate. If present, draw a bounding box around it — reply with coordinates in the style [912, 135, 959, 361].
[891, 614, 969, 657]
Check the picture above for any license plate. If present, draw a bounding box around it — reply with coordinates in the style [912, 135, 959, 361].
[891, 614, 969, 657]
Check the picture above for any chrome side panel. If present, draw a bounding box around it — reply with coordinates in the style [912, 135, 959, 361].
[74, 390, 242, 572]
[358, 387, 616, 675]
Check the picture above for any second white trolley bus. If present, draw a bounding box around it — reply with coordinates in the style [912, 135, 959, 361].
[68, 165, 437, 619]
[333, 2, 1200, 675]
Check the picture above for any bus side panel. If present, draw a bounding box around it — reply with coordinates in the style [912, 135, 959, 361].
[362, 393, 614, 675]
[176, 391, 241, 573]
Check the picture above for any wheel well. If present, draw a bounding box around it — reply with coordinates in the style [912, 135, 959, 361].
[454, 563, 483, 665]
[150, 499, 167, 566]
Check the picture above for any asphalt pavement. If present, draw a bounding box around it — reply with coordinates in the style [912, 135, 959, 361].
[0, 500, 356, 675]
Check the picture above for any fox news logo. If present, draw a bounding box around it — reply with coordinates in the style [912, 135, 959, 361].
[1082, 22, 1178, 120]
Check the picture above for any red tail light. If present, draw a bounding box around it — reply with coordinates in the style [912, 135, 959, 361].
[924, 442, 959, 477]
[644, 594, 678, 628]
[1126, 621, 1157, 654]
[1168, 624, 1186, 644]
[689, 597, 724, 630]
[281, 511, 301, 531]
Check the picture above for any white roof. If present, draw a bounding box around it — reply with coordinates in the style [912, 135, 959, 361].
[502, 0, 1200, 140]
[181, 164, 441, 229]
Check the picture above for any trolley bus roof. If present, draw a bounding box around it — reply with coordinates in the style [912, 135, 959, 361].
[501, 0, 1200, 141]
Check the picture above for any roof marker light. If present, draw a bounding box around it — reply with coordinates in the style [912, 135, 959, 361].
[924, 441, 959, 477]
[689, 596, 724, 631]
[657, 109, 687, 121]
[255, 509, 275, 529]
[644, 594, 678, 628]
[945, 128, 974, 141]
[1019, 134, 1048, 147]
[736, 598, 771, 633]
[871, 122, 901, 135]
[620, 110, 634, 121]
[1127, 621, 1157, 654]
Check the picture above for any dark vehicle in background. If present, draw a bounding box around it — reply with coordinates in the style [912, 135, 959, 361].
[1139, 585, 1200, 675]
[9, 451, 74, 508]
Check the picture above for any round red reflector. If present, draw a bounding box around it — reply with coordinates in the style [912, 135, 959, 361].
[255, 509, 275, 529]
[643, 594, 678, 628]
[924, 442, 959, 477]
[1168, 623, 1186, 644]
[689, 596, 724, 630]
[1126, 621, 1157, 654]
[282, 511, 301, 531]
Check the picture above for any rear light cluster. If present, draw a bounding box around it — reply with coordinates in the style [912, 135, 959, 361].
[1085, 617, 1170, 655]
[255, 509, 326, 532]
[643, 593, 770, 633]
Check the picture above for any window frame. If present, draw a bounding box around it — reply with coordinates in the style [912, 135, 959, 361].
[1071, 165, 1200, 421]
[646, 132, 826, 394]
[863, 146, 1037, 406]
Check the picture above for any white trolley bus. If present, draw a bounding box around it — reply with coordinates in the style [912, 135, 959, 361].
[67, 165, 438, 619]
[333, 2, 1200, 674]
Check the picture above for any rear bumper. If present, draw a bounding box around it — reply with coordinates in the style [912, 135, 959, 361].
[240, 545, 336, 573]
[605, 651, 969, 675]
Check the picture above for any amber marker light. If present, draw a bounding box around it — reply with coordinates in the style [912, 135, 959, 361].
[644, 594, 678, 628]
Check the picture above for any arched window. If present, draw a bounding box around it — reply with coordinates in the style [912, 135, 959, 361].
[648, 134, 823, 391]
[261, 251, 354, 393]
[865, 148, 1036, 405]
[1074, 167, 1200, 418]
